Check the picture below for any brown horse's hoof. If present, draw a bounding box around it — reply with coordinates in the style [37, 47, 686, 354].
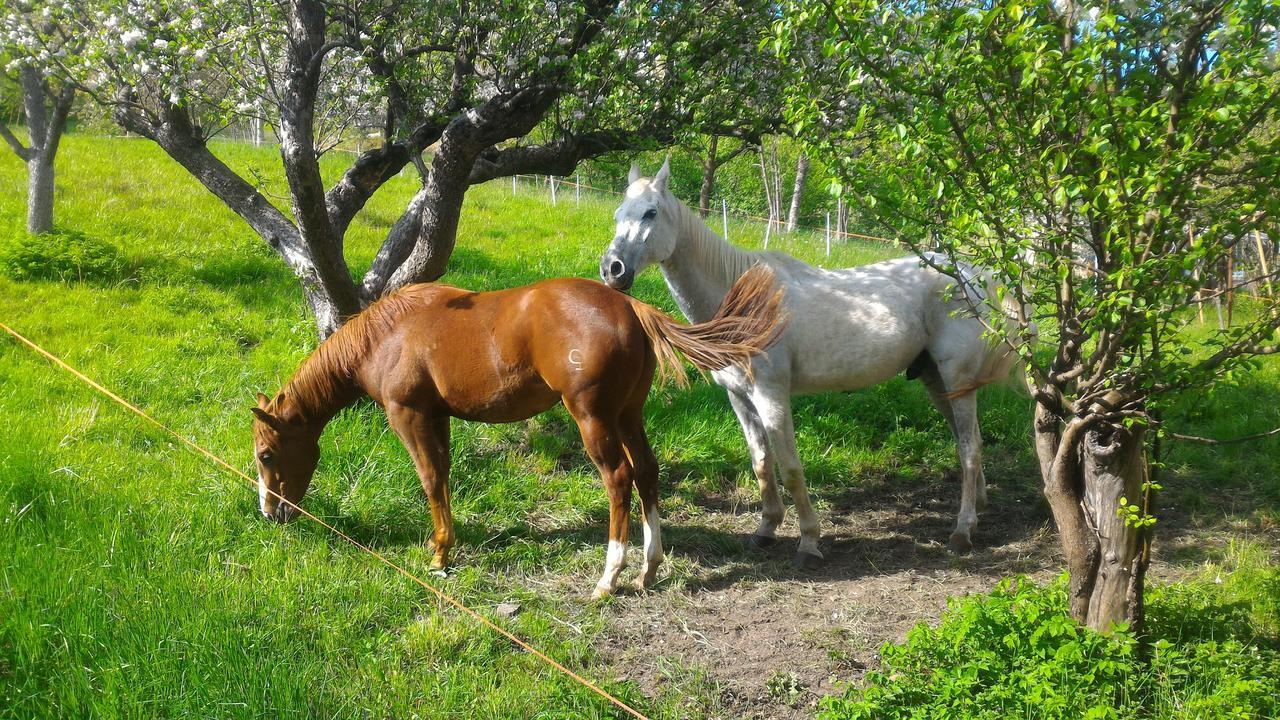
[948, 532, 973, 555]
[792, 550, 824, 570]
[747, 533, 780, 551]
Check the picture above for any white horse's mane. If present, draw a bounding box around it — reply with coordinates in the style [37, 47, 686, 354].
[670, 191, 760, 287]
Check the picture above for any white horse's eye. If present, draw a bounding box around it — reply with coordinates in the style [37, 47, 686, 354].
[642, 208, 657, 220]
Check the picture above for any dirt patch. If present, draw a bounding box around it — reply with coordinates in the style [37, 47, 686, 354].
[586, 472, 1275, 719]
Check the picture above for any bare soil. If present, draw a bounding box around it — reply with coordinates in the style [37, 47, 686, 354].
[583, 471, 1277, 719]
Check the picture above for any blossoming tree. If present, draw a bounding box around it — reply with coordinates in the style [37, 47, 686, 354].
[1, 2, 79, 234]
[22, 0, 776, 336]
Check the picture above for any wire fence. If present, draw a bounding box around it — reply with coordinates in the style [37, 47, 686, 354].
[505, 172, 899, 255]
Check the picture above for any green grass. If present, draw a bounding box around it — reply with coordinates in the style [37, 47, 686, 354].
[0, 134, 1277, 718]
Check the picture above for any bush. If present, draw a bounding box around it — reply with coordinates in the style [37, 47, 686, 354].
[820, 558, 1280, 720]
[0, 228, 129, 283]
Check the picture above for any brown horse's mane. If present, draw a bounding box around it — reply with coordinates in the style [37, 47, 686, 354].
[277, 285, 438, 420]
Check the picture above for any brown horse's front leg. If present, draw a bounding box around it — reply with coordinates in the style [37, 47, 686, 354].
[387, 405, 455, 570]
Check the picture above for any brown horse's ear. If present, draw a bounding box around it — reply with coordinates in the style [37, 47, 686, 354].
[256, 392, 270, 408]
[251, 407, 281, 429]
[628, 161, 642, 185]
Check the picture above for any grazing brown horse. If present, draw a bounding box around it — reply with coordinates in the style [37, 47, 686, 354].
[251, 266, 784, 597]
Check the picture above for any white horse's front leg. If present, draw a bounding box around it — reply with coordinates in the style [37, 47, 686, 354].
[946, 391, 983, 553]
[751, 390, 823, 568]
[728, 391, 783, 548]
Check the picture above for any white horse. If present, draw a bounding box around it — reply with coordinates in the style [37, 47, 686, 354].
[599, 160, 1019, 567]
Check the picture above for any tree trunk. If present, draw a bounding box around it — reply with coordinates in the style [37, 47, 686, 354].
[699, 135, 719, 218]
[26, 153, 54, 234]
[1081, 424, 1148, 633]
[1036, 402, 1150, 633]
[5, 66, 74, 235]
[786, 153, 808, 233]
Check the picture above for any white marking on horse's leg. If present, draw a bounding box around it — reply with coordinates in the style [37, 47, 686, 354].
[729, 391, 781, 538]
[947, 392, 982, 551]
[753, 391, 822, 558]
[593, 539, 628, 598]
[637, 505, 664, 589]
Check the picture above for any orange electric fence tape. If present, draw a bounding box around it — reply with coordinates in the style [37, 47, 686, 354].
[0, 320, 650, 720]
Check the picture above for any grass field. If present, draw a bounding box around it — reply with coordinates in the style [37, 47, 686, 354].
[1, 134, 1278, 719]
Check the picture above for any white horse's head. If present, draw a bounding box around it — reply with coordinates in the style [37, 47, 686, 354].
[599, 158, 681, 292]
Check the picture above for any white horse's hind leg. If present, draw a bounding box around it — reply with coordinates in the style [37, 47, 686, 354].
[751, 390, 823, 567]
[729, 391, 783, 547]
[921, 372, 987, 513]
[945, 390, 983, 553]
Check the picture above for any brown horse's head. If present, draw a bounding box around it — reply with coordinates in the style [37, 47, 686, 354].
[251, 392, 320, 523]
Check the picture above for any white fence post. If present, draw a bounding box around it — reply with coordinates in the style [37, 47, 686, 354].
[550, 176, 557, 207]
[512, 176, 517, 195]
[576, 174, 581, 205]
[763, 216, 771, 249]
[825, 212, 831, 257]
[722, 199, 729, 241]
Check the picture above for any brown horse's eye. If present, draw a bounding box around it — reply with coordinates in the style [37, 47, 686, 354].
[259, 451, 274, 464]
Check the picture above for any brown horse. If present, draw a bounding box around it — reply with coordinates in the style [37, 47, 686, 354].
[251, 266, 784, 597]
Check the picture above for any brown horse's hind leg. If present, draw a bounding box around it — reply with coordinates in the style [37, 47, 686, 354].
[620, 410, 663, 591]
[566, 398, 633, 599]
[386, 404, 455, 570]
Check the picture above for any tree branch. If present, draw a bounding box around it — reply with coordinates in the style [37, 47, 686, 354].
[1165, 426, 1280, 445]
[0, 124, 29, 160]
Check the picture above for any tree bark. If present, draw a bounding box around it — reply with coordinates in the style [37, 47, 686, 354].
[699, 135, 719, 218]
[786, 153, 808, 232]
[1036, 401, 1150, 634]
[26, 153, 54, 234]
[6, 66, 75, 235]
[1081, 423, 1148, 632]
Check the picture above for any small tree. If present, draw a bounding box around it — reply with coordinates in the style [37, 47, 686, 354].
[777, 0, 1280, 632]
[25, 0, 776, 337]
[0, 5, 79, 234]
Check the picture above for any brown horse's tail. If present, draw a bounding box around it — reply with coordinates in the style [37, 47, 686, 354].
[626, 264, 788, 387]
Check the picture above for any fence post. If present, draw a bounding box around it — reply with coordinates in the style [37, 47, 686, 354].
[550, 176, 557, 207]
[764, 216, 771, 250]
[576, 174, 581, 205]
[1254, 229, 1274, 299]
[722, 199, 729, 241]
[512, 176, 517, 195]
[825, 212, 831, 257]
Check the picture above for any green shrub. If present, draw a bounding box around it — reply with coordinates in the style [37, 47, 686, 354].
[820, 561, 1280, 720]
[0, 228, 128, 283]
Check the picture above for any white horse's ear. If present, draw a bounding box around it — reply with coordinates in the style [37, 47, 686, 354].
[653, 155, 671, 191]
[628, 161, 642, 185]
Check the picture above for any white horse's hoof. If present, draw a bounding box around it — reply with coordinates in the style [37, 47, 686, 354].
[590, 585, 614, 600]
[793, 550, 824, 570]
[747, 533, 780, 551]
[948, 532, 973, 554]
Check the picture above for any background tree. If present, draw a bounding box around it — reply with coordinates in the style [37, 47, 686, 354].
[0, 5, 79, 234]
[26, 0, 776, 336]
[777, 0, 1280, 632]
